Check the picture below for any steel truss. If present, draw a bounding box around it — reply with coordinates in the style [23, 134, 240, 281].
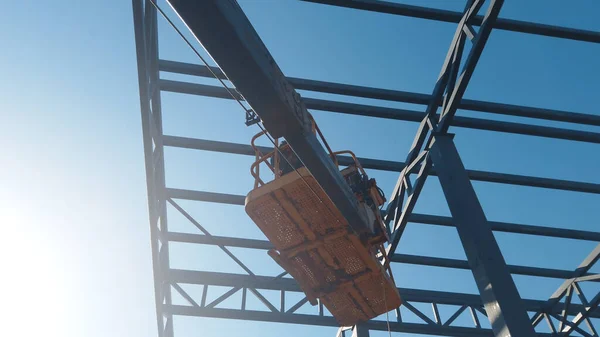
[132, 0, 600, 337]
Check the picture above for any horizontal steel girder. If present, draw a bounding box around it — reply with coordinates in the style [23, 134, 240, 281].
[159, 80, 600, 144]
[164, 231, 598, 280]
[162, 135, 600, 195]
[165, 305, 499, 337]
[166, 269, 600, 319]
[165, 189, 600, 241]
[165, 0, 372, 236]
[300, 0, 600, 43]
[159, 60, 600, 128]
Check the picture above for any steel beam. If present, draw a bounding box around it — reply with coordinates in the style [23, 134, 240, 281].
[165, 190, 600, 241]
[166, 232, 273, 250]
[531, 244, 600, 325]
[390, 254, 592, 280]
[159, 60, 600, 127]
[162, 135, 600, 195]
[300, 0, 600, 43]
[133, 1, 171, 337]
[160, 80, 600, 144]
[384, 0, 503, 263]
[166, 269, 600, 318]
[562, 292, 600, 335]
[165, 232, 598, 280]
[429, 134, 535, 337]
[165, 0, 372, 236]
[575, 274, 600, 283]
[167, 188, 246, 205]
[547, 244, 600, 304]
[386, 0, 492, 257]
[166, 305, 501, 337]
[410, 214, 600, 242]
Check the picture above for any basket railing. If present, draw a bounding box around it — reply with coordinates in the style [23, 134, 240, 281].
[250, 115, 347, 188]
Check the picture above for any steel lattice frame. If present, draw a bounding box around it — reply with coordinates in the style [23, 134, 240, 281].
[132, 1, 600, 337]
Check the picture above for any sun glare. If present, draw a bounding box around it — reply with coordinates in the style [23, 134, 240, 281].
[2, 204, 72, 337]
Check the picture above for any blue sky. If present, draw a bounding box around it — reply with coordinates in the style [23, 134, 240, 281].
[1, 1, 599, 337]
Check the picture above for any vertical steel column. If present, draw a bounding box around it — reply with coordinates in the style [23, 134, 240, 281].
[148, 2, 174, 335]
[429, 133, 536, 337]
[133, 1, 173, 337]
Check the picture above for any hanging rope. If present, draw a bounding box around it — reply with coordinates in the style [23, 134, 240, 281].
[382, 274, 392, 337]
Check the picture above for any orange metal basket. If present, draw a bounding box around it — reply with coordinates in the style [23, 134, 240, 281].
[245, 120, 401, 326]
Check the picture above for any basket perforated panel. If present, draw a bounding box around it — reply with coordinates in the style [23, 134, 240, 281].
[282, 177, 345, 236]
[246, 170, 401, 326]
[288, 250, 337, 288]
[246, 193, 306, 249]
[322, 290, 369, 326]
[324, 236, 368, 276]
[355, 272, 402, 318]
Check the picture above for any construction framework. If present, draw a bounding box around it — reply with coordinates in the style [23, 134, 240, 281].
[132, 1, 600, 337]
